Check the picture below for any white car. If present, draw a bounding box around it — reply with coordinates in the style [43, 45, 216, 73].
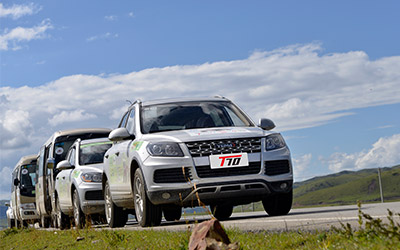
[54, 137, 112, 229]
[103, 97, 293, 228]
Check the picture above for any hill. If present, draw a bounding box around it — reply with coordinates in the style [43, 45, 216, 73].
[293, 165, 400, 207]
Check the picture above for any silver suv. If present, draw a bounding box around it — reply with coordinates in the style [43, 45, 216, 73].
[55, 138, 112, 229]
[103, 97, 293, 227]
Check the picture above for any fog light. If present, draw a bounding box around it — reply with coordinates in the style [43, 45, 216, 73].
[280, 182, 288, 190]
[162, 192, 171, 199]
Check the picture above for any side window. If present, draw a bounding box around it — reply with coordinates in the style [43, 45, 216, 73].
[118, 111, 129, 128]
[69, 148, 76, 166]
[38, 146, 45, 177]
[46, 145, 51, 176]
[126, 109, 135, 134]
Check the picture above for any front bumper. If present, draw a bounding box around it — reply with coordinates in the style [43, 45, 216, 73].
[77, 182, 105, 215]
[19, 208, 39, 221]
[143, 147, 293, 206]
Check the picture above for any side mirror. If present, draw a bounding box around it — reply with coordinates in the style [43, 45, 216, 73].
[56, 160, 74, 171]
[259, 118, 276, 130]
[13, 178, 20, 186]
[109, 127, 135, 142]
[46, 157, 56, 169]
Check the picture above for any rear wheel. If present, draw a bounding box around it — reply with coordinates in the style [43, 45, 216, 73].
[211, 204, 233, 220]
[262, 190, 293, 216]
[73, 189, 85, 228]
[163, 206, 182, 221]
[134, 168, 162, 227]
[104, 180, 128, 228]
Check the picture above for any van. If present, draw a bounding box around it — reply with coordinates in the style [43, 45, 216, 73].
[11, 155, 40, 227]
[36, 128, 111, 227]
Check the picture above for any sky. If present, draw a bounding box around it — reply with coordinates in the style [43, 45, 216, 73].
[1, 0, 400, 200]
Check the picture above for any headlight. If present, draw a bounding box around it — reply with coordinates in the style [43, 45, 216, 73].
[20, 203, 35, 210]
[266, 134, 286, 151]
[81, 172, 102, 182]
[147, 142, 184, 157]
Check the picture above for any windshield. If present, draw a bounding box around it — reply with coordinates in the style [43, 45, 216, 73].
[20, 164, 36, 188]
[19, 163, 37, 197]
[141, 101, 253, 134]
[79, 141, 112, 165]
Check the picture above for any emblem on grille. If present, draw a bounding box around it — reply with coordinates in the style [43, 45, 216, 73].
[215, 142, 236, 148]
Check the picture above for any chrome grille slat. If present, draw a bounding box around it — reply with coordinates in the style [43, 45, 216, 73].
[186, 137, 262, 157]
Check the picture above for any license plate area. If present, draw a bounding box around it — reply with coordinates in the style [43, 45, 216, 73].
[209, 153, 249, 169]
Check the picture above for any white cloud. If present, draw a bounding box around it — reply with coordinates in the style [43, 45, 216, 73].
[86, 32, 119, 42]
[48, 109, 97, 126]
[0, 43, 400, 151]
[128, 12, 135, 17]
[0, 166, 12, 200]
[326, 134, 400, 172]
[105, 15, 117, 21]
[0, 3, 40, 19]
[293, 154, 312, 181]
[0, 110, 33, 149]
[0, 19, 53, 51]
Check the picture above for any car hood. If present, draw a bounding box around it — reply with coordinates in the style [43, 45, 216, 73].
[141, 126, 273, 143]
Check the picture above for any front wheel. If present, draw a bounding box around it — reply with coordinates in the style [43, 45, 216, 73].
[262, 190, 293, 216]
[163, 206, 182, 221]
[56, 197, 70, 230]
[211, 204, 233, 221]
[104, 180, 127, 228]
[73, 189, 86, 228]
[134, 168, 162, 227]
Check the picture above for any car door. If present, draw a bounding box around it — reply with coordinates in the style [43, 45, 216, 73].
[58, 147, 75, 208]
[106, 109, 134, 197]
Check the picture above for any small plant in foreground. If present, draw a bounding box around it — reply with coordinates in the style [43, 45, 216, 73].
[333, 201, 400, 241]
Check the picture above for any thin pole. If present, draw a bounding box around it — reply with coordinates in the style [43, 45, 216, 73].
[378, 168, 384, 203]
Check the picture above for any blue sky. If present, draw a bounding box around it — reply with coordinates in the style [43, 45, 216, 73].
[1, 0, 400, 199]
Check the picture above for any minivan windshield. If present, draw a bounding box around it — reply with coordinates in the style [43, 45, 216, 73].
[79, 141, 112, 165]
[141, 101, 253, 134]
[20, 163, 36, 197]
[20, 164, 36, 188]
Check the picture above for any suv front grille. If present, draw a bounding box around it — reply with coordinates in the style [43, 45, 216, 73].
[154, 167, 192, 183]
[195, 161, 261, 178]
[186, 137, 262, 157]
[85, 190, 103, 201]
[265, 160, 290, 176]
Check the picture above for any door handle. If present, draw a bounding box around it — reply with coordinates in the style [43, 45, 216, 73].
[105, 154, 109, 159]
[115, 152, 120, 156]
[62, 177, 65, 180]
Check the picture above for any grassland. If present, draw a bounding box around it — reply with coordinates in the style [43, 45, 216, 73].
[293, 165, 400, 207]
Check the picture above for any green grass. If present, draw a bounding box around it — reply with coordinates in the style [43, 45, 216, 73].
[2, 204, 400, 250]
[293, 165, 400, 207]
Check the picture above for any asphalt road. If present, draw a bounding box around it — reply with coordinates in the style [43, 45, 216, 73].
[109, 201, 400, 232]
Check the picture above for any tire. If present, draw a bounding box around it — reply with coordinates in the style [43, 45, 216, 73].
[8, 218, 14, 228]
[41, 215, 50, 228]
[56, 197, 70, 230]
[163, 206, 182, 221]
[104, 180, 128, 228]
[134, 168, 162, 227]
[73, 189, 86, 228]
[262, 190, 293, 216]
[211, 204, 233, 221]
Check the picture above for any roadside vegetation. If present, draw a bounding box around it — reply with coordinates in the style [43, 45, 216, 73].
[1, 203, 399, 250]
